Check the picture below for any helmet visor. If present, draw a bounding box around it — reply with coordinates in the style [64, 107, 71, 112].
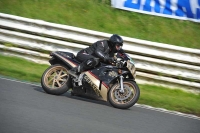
[115, 42, 123, 46]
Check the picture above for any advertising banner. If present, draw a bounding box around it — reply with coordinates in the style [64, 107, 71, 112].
[111, 0, 200, 23]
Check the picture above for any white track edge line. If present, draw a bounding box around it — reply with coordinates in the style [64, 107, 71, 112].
[135, 104, 200, 120]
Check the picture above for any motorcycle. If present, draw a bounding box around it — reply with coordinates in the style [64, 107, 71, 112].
[41, 51, 140, 109]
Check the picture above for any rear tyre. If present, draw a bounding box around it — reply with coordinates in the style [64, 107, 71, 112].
[41, 64, 72, 95]
[108, 81, 140, 109]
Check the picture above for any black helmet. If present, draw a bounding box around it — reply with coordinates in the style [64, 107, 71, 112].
[109, 34, 123, 47]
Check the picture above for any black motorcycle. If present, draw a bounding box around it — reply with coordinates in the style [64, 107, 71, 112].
[41, 51, 140, 109]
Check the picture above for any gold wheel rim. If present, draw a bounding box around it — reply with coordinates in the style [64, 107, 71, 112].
[111, 82, 136, 104]
[44, 66, 69, 89]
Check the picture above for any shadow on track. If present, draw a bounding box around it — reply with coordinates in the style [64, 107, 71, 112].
[33, 86, 112, 108]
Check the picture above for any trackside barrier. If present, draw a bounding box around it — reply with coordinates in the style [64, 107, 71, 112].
[0, 13, 200, 93]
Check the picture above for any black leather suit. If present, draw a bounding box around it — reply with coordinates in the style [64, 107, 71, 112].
[75, 40, 122, 73]
[77, 40, 114, 63]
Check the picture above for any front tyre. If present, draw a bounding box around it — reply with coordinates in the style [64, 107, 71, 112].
[41, 64, 72, 95]
[108, 81, 140, 109]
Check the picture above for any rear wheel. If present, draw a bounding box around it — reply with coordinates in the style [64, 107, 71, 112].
[108, 81, 140, 109]
[41, 64, 72, 95]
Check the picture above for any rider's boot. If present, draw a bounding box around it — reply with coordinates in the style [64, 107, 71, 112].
[68, 67, 79, 79]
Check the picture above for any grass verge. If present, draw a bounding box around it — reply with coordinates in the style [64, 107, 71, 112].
[0, 54, 199, 116]
[0, 54, 48, 82]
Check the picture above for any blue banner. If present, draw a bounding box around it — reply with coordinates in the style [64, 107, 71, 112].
[111, 0, 200, 22]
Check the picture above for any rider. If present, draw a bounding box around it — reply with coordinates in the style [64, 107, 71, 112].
[68, 34, 124, 78]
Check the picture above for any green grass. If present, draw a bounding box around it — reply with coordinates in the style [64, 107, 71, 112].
[0, 54, 199, 116]
[0, 54, 49, 82]
[0, 0, 200, 49]
[139, 84, 200, 116]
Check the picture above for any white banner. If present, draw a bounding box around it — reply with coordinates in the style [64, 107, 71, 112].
[111, 0, 200, 23]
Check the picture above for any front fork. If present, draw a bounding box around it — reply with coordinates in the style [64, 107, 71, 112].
[119, 75, 124, 93]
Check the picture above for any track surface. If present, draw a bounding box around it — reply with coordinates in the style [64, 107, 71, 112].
[0, 78, 199, 133]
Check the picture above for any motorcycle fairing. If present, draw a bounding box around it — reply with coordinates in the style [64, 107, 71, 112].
[90, 66, 119, 86]
[84, 71, 108, 101]
[72, 71, 108, 101]
[78, 66, 119, 101]
[82, 66, 132, 101]
[50, 51, 79, 68]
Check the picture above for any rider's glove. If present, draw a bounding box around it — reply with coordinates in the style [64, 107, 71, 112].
[108, 57, 115, 63]
[118, 49, 125, 54]
[104, 55, 115, 64]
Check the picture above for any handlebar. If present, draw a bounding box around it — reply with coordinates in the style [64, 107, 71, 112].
[114, 58, 127, 68]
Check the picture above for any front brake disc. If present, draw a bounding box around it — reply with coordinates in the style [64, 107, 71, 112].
[114, 85, 132, 101]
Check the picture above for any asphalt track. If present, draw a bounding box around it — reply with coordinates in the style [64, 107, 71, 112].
[0, 78, 199, 133]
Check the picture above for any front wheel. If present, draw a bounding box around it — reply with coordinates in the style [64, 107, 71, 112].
[108, 81, 140, 109]
[41, 64, 72, 95]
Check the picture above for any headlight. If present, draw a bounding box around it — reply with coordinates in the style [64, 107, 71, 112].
[126, 60, 136, 78]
